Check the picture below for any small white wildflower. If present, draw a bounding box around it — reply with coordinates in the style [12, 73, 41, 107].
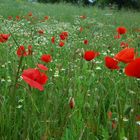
[16, 105, 22, 109]
[110, 53, 115, 56]
[123, 117, 129, 122]
[96, 67, 102, 70]
[79, 76, 83, 79]
[61, 68, 65, 71]
[136, 121, 140, 126]
[102, 52, 107, 56]
[7, 79, 11, 83]
[1, 65, 5, 68]
[18, 99, 24, 103]
[54, 70, 59, 77]
[95, 88, 98, 91]
[96, 61, 102, 64]
[7, 61, 11, 64]
[87, 94, 91, 97]
[128, 90, 136, 95]
[1, 78, 5, 82]
[131, 109, 134, 113]
[122, 137, 128, 140]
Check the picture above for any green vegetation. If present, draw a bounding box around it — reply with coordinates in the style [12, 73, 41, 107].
[0, 0, 140, 140]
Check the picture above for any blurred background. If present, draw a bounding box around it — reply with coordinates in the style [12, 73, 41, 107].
[26, 0, 140, 10]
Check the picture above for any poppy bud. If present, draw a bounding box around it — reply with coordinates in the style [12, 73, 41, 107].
[107, 111, 112, 120]
[84, 40, 88, 45]
[69, 97, 75, 109]
[112, 120, 116, 129]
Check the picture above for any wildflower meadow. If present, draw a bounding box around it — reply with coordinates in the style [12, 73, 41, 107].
[0, 0, 140, 139]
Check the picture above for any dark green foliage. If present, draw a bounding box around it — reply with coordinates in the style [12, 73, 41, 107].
[95, 0, 140, 9]
[38, 0, 79, 3]
[37, 0, 140, 9]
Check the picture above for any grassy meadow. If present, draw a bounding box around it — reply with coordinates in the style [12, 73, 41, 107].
[0, 0, 140, 139]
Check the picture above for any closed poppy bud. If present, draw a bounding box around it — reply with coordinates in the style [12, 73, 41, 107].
[51, 36, 55, 44]
[44, 16, 49, 20]
[84, 40, 88, 45]
[107, 111, 112, 120]
[41, 54, 52, 63]
[136, 115, 140, 121]
[80, 27, 83, 32]
[117, 26, 127, 35]
[69, 97, 75, 109]
[38, 30, 44, 35]
[112, 120, 116, 129]
[27, 45, 32, 55]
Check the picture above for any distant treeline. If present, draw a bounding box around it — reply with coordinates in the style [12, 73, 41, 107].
[37, 0, 140, 9]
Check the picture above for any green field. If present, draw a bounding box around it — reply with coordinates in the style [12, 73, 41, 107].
[0, 0, 140, 140]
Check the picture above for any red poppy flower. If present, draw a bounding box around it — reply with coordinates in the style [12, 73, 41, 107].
[105, 56, 120, 70]
[8, 16, 12, 20]
[37, 64, 48, 71]
[83, 50, 99, 61]
[38, 30, 44, 35]
[16, 16, 20, 20]
[59, 41, 65, 47]
[114, 48, 135, 63]
[41, 54, 52, 63]
[44, 16, 49, 20]
[84, 40, 88, 45]
[125, 58, 140, 78]
[0, 34, 10, 43]
[120, 42, 129, 48]
[16, 46, 27, 57]
[59, 32, 68, 40]
[117, 26, 127, 35]
[51, 36, 55, 44]
[22, 68, 48, 91]
[80, 15, 86, 19]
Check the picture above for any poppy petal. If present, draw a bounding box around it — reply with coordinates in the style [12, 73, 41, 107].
[22, 75, 44, 91]
[125, 58, 140, 78]
[114, 48, 135, 63]
[105, 56, 120, 70]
